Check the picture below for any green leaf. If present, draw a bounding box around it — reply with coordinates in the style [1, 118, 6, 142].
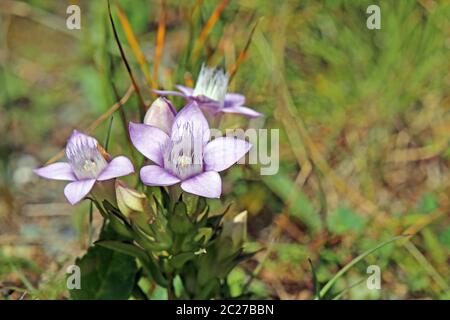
[95, 240, 147, 261]
[206, 203, 232, 230]
[96, 240, 168, 288]
[194, 227, 213, 245]
[308, 258, 319, 299]
[69, 244, 138, 300]
[170, 252, 195, 269]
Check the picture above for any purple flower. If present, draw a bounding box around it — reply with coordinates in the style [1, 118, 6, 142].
[34, 130, 135, 205]
[129, 102, 251, 198]
[154, 64, 262, 119]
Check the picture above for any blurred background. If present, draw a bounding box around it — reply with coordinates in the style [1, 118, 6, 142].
[0, 0, 449, 299]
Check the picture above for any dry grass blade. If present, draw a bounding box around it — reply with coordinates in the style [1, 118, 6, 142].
[401, 211, 443, 243]
[228, 18, 259, 81]
[45, 85, 135, 165]
[107, 0, 147, 119]
[116, 4, 156, 90]
[403, 240, 449, 291]
[190, 0, 229, 62]
[153, 0, 166, 85]
[386, 141, 448, 163]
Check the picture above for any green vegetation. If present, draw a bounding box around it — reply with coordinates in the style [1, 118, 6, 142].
[0, 0, 449, 299]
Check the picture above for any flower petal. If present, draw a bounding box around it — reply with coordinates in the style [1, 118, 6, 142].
[181, 171, 222, 198]
[97, 156, 135, 181]
[199, 104, 222, 117]
[172, 101, 210, 144]
[129, 122, 169, 166]
[175, 85, 194, 96]
[64, 179, 96, 205]
[204, 137, 252, 172]
[140, 165, 180, 186]
[221, 105, 262, 118]
[33, 162, 76, 181]
[225, 93, 246, 107]
[153, 89, 186, 97]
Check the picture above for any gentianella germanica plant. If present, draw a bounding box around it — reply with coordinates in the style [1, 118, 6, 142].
[34, 65, 262, 300]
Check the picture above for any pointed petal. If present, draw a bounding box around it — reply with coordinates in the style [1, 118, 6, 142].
[181, 171, 222, 198]
[97, 156, 135, 181]
[153, 89, 186, 98]
[140, 165, 180, 186]
[172, 101, 210, 144]
[129, 122, 169, 166]
[221, 105, 262, 118]
[64, 179, 96, 205]
[225, 93, 246, 107]
[33, 162, 76, 181]
[204, 137, 252, 172]
[175, 85, 194, 96]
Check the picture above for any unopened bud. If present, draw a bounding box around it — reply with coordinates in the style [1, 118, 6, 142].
[115, 181, 146, 217]
[222, 210, 248, 249]
[143, 97, 176, 135]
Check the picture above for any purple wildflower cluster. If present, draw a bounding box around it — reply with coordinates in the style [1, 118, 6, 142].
[34, 65, 261, 204]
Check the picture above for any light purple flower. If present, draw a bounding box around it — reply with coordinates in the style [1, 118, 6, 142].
[153, 64, 262, 119]
[129, 102, 251, 198]
[34, 130, 135, 205]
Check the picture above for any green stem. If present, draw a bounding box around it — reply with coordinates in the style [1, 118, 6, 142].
[167, 274, 176, 300]
[88, 201, 94, 246]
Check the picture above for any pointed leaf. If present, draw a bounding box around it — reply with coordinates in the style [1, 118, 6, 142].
[69, 245, 138, 300]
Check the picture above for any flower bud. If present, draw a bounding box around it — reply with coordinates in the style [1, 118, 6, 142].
[143, 97, 176, 135]
[115, 181, 146, 217]
[222, 210, 247, 249]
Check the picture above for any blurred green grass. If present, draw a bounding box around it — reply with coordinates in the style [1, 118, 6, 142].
[0, 0, 449, 299]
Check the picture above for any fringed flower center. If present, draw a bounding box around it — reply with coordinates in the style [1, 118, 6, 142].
[66, 134, 108, 180]
[163, 122, 203, 180]
[193, 65, 229, 107]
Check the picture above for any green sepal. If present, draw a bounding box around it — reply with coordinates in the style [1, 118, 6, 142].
[169, 201, 193, 234]
[169, 252, 196, 269]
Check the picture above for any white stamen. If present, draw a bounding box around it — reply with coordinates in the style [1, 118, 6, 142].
[193, 64, 229, 106]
